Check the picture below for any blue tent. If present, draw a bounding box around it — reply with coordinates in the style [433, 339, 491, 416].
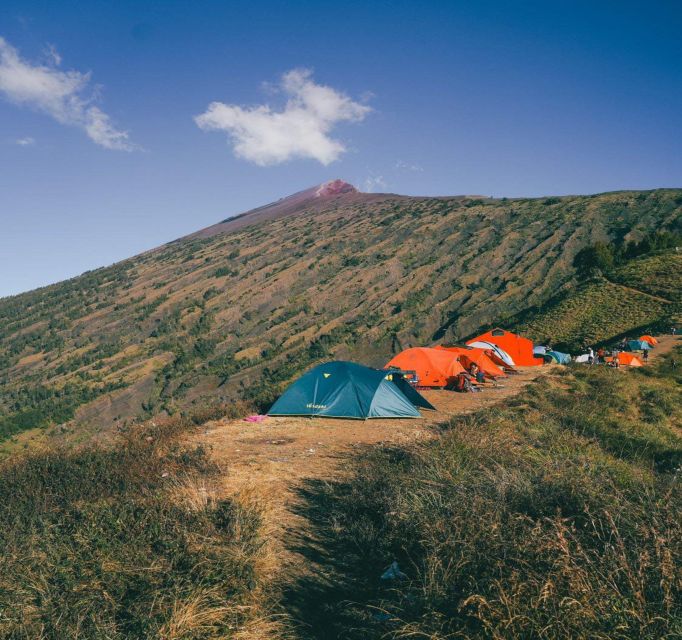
[544, 350, 572, 364]
[627, 340, 652, 351]
[268, 361, 430, 419]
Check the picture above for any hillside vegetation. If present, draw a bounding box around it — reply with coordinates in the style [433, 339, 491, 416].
[516, 250, 681, 350]
[0, 187, 680, 443]
[1, 347, 678, 639]
[287, 348, 682, 639]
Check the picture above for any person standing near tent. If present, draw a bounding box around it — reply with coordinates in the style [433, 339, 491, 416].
[597, 347, 605, 364]
[588, 347, 594, 365]
[642, 349, 649, 363]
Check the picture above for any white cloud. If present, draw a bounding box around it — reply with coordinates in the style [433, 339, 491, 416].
[395, 160, 423, 172]
[363, 175, 387, 192]
[0, 36, 135, 150]
[15, 136, 34, 145]
[45, 44, 61, 66]
[195, 68, 371, 166]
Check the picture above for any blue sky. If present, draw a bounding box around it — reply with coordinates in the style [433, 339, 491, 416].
[0, 0, 680, 297]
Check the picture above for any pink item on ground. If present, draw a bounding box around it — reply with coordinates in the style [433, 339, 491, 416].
[244, 415, 268, 423]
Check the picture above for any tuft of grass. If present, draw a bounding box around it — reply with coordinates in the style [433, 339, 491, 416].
[287, 355, 682, 639]
[0, 413, 289, 639]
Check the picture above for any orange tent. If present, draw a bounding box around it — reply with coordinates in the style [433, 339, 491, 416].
[639, 335, 658, 346]
[607, 352, 643, 367]
[385, 347, 465, 387]
[467, 328, 544, 366]
[435, 346, 506, 378]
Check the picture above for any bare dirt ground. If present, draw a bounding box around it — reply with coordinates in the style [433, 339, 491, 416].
[194, 366, 545, 509]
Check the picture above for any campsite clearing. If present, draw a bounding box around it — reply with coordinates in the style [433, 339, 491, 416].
[192, 365, 545, 503]
[185, 334, 680, 635]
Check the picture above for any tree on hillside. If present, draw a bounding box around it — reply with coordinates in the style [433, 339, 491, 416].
[573, 242, 615, 276]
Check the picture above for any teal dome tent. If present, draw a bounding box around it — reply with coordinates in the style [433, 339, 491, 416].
[544, 350, 572, 364]
[268, 361, 428, 419]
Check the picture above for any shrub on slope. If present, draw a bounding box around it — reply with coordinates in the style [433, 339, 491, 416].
[610, 251, 682, 302]
[516, 277, 671, 350]
[516, 251, 681, 350]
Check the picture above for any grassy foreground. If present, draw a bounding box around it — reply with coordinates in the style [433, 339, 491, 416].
[0, 410, 287, 639]
[289, 350, 682, 639]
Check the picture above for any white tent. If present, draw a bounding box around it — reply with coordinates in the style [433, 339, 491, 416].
[467, 340, 516, 367]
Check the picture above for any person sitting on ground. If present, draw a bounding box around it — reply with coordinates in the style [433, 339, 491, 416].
[454, 370, 480, 392]
[468, 362, 486, 385]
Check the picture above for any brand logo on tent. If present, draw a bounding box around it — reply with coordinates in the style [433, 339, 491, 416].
[323, 373, 331, 378]
[306, 403, 327, 409]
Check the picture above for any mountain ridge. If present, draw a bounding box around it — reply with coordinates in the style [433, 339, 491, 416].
[0, 186, 680, 449]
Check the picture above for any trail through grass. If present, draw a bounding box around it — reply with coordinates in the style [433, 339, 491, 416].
[282, 348, 682, 639]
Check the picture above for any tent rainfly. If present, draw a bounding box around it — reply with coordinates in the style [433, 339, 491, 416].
[466, 340, 517, 368]
[467, 328, 544, 366]
[268, 361, 432, 419]
[435, 346, 507, 378]
[627, 339, 652, 351]
[384, 347, 465, 388]
[544, 350, 572, 364]
[609, 352, 643, 367]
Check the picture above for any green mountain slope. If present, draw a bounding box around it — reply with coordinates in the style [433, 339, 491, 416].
[515, 251, 681, 350]
[0, 186, 680, 441]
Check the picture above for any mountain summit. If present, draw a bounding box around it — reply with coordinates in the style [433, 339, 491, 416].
[314, 179, 357, 197]
[190, 179, 371, 239]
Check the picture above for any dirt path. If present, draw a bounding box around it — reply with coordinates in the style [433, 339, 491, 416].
[188, 335, 680, 637]
[645, 334, 681, 359]
[193, 365, 546, 512]
[187, 364, 547, 635]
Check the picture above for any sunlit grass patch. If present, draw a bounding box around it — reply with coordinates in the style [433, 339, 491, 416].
[0, 414, 288, 639]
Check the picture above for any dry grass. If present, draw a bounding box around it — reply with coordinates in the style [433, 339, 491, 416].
[283, 350, 682, 639]
[0, 412, 290, 639]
